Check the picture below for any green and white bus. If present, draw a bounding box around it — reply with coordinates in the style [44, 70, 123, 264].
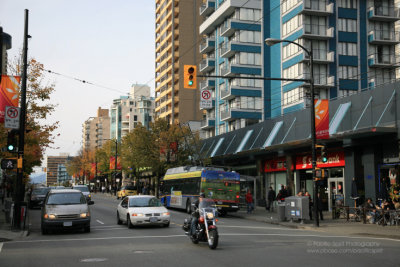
[160, 166, 240, 215]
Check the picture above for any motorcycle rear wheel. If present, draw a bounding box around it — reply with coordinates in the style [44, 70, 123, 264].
[208, 229, 219, 249]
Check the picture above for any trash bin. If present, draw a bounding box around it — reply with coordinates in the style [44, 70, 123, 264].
[277, 202, 286, 222]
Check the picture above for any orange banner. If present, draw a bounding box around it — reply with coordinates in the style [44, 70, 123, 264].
[0, 75, 21, 123]
[314, 99, 329, 139]
[110, 157, 121, 170]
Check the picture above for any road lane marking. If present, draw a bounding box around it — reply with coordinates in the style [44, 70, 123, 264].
[0, 243, 3, 253]
[8, 233, 400, 244]
[96, 220, 105, 225]
[218, 225, 301, 231]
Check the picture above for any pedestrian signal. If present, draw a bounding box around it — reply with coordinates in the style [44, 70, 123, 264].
[184, 65, 197, 89]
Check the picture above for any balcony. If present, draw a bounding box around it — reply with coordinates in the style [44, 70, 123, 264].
[368, 30, 400, 44]
[199, 37, 215, 54]
[199, 57, 216, 72]
[200, 78, 216, 90]
[201, 117, 216, 129]
[220, 85, 262, 101]
[221, 64, 262, 78]
[220, 108, 262, 122]
[302, 24, 334, 39]
[220, 19, 261, 38]
[302, 49, 334, 64]
[301, 0, 333, 16]
[200, 0, 215, 17]
[199, 0, 240, 35]
[220, 41, 261, 58]
[368, 53, 398, 67]
[368, 6, 400, 21]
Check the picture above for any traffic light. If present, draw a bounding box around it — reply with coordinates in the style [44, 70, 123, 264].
[6, 129, 18, 152]
[184, 65, 197, 89]
[321, 146, 328, 163]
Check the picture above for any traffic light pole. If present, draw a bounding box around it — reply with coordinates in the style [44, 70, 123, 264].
[13, 9, 29, 229]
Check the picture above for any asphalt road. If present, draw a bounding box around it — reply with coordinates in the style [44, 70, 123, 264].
[0, 193, 399, 267]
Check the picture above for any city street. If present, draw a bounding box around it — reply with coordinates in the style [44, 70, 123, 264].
[0, 194, 399, 266]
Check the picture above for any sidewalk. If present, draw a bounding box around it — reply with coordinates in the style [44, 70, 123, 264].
[231, 206, 400, 240]
[0, 197, 29, 242]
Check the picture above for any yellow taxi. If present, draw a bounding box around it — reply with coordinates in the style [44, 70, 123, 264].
[117, 185, 138, 199]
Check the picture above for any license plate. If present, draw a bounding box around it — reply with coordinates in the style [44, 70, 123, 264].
[63, 221, 72, 227]
[149, 217, 158, 223]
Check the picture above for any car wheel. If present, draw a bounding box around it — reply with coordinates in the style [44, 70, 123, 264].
[84, 226, 90, 233]
[127, 215, 134, 229]
[117, 212, 122, 225]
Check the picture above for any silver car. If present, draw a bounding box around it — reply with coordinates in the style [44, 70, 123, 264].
[72, 185, 92, 202]
[41, 189, 94, 234]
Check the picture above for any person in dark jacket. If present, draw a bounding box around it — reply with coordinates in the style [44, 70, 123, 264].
[305, 191, 313, 220]
[267, 187, 276, 212]
[317, 192, 323, 220]
[190, 193, 205, 236]
[245, 190, 254, 214]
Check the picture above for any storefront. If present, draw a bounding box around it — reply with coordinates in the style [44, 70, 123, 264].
[295, 150, 346, 211]
[263, 157, 290, 198]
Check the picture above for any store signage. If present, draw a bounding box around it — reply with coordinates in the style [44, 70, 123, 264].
[264, 157, 287, 172]
[295, 151, 345, 170]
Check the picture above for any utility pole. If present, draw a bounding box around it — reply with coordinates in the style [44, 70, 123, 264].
[0, 26, 3, 84]
[114, 140, 117, 196]
[13, 9, 29, 229]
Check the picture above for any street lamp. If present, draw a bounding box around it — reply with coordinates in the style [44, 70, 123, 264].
[265, 38, 319, 227]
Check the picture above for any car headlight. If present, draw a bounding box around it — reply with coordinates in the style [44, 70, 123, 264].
[88, 195, 91, 198]
[44, 214, 56, 219]
[131, 213, 144, 217]
[162, 212, 170, 216]
[80, 212, 90, 218]
[206, 212, 214, 219]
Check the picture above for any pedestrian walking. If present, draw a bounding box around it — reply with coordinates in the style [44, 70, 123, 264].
[305, 191, 313, 220]
[317, 192, 323, 221]
[245, 190, 254, 214]
[266, 186, 276, 212]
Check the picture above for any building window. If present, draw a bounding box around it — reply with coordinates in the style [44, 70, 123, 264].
[232, 52, 261, 65]
[282, 0, 302, 13]
[338, 0, 358, 9]
[338, 42, 357, 56]
[338, 18, 357, 32]
[282, 15, 302, 37]
[283, 87, 304, 106]
[338, 66, 358, 79]
[238, 8, 261, 21]
[134, 115, 137, 121]
[231, 30, 261, 44]
[283, 63, 303, 80]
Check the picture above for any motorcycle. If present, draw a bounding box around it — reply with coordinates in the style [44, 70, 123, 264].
[183, 198, 219, 250]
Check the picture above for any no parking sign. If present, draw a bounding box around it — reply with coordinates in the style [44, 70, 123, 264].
[5, 106, 20, 129]
[200, 89, 212, 109]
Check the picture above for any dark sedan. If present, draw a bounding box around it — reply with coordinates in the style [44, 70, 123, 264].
[29, 187, 51, 209]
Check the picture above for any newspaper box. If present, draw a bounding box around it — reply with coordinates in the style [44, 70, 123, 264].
[285, 196, 309, 221]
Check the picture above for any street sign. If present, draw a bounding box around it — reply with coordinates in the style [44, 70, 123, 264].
[5, 106, 20, 129]
[1, 159, 17, 170]
[200, 89, 212, 109]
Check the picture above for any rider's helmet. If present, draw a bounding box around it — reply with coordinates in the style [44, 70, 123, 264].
[200, 193, 206, 198]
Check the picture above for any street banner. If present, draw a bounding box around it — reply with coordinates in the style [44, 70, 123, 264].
[0, 75, 20, 123]
[109, 157, 121, 170]
[315, 99, 329, 139]
[90, 163, 96, 179]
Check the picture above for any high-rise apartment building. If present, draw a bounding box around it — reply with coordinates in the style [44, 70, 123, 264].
[110, 84, 155, 141]
[155, 0, 203, 124]
[198, 0, 400, 137]
[46, 154, 72, 186]
[82, 107, 111, 151]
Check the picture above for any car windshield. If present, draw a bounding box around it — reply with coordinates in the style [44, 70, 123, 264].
[32, 188, 50, 195]
[129, 197, 162, 207]
[74, 186, 89, 192]
[46, 193, 86, 205]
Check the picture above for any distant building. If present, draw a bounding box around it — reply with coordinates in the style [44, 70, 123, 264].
[82, 107, 111, 151]
[46, 154, 72, 186]
[110, 84, 155, 141]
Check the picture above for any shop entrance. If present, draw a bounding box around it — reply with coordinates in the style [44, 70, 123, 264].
[328, 177, 345, 211]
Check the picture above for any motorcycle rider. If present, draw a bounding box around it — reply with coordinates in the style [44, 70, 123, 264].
[190, 192, 206, 237]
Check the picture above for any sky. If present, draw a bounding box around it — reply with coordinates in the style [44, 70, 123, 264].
[0, 0, 155, 171]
